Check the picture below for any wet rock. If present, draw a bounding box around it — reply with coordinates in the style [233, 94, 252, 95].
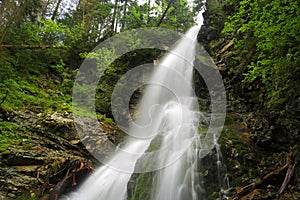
[0, 166, 39, 199]
[1, 148, 45, 166]
[0, 109, 122, 199]
[0, 193, 9, 200]
[42, 111, 79, 140]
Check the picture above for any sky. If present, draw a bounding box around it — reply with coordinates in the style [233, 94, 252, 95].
[136, 0, 204, 26]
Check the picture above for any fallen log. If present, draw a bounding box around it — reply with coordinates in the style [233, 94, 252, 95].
[1, 44, 67, 49]
[48, 169, 72, 200]
[232, 151, 295, 199]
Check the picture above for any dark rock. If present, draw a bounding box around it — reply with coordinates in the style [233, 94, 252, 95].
[41, 112, 79, 140]
[0, 109, 122, 199]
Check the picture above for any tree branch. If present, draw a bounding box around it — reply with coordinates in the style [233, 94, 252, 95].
[1, 45, 67, 49]
[157, 0, 175, 26]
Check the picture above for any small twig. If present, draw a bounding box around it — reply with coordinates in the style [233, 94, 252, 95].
[278, 162, 296, 194]
[219, 40, 234, 54]
[37, 171, 45, 185]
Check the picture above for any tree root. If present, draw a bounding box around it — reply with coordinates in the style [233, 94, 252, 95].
[37, 159, 94, 200]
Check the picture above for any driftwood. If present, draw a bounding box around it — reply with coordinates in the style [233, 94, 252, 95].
[47, 160, 94, 200]
[232, 151, 296, 199]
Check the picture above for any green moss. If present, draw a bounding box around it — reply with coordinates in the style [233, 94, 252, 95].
[0, 63, 72, 114]
[128, 172, 154, 200]
[99, 115, 114, 124]
[0, 121, 32, 152]
[15, 191, 37, 200]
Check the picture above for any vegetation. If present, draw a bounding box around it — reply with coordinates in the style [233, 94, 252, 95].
[200, 1, 299, 198]
[0, 0, 199, 115]
[201, 0, 299, 138]
[0, 0, 299, 199]
[223, 0, 299, 118]
[128, 172, 154, 200]
[0, 121, 31, 152]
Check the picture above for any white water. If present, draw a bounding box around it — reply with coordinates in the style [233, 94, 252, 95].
[149, 26, 202, 200]
[64, 26, 209, 200]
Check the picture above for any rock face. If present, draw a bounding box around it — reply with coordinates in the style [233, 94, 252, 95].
[196, 3, 300, 199]
[216, 103, 300, 200]
[0, 110, 121, 199]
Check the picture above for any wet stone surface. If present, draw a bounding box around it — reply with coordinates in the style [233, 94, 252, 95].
[0, 109, 121, 199]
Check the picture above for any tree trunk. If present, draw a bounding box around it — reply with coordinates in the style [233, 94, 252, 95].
[111, 0, 119, 33]
[157, 0, 174, 26]
[41, 0, 50, 19]
[121, 0, 128, 30]
[51, 0, 62, 20]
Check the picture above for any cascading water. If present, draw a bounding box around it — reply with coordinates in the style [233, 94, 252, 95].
[66, 25, 227, 200]
[148, 26, 202, 200]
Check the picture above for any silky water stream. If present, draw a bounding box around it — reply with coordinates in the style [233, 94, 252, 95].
[65, 25, 228, 200]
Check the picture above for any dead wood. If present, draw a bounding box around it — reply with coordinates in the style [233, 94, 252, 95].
[37, 159, 94, 200]
[232, 151, 295, 199]
[219, 40, 234, 54]
[278, 162, 296, 194]
[1, 44, 66, 49]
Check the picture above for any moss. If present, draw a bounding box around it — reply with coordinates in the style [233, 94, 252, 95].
[0, 121, 33, 152]
[99, 115, 114, 124]
[128, 172, 154, 200]
[15, 191, 37, 200]
[0, 70, 72, 114]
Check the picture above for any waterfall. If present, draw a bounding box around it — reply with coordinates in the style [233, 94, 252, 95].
[64, 25, 226, 200]
[148, 26, 202, 200]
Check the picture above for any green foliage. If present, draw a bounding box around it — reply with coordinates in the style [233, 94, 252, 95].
[159, 0, 196, 31]
[50, 59, 65, 74]
[0, 53, 72, 113]
[37, 18, 69, 45]
[0, 0, 203, 136]
[121, 0, 197, 31]
[222, 0, 300, 123]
